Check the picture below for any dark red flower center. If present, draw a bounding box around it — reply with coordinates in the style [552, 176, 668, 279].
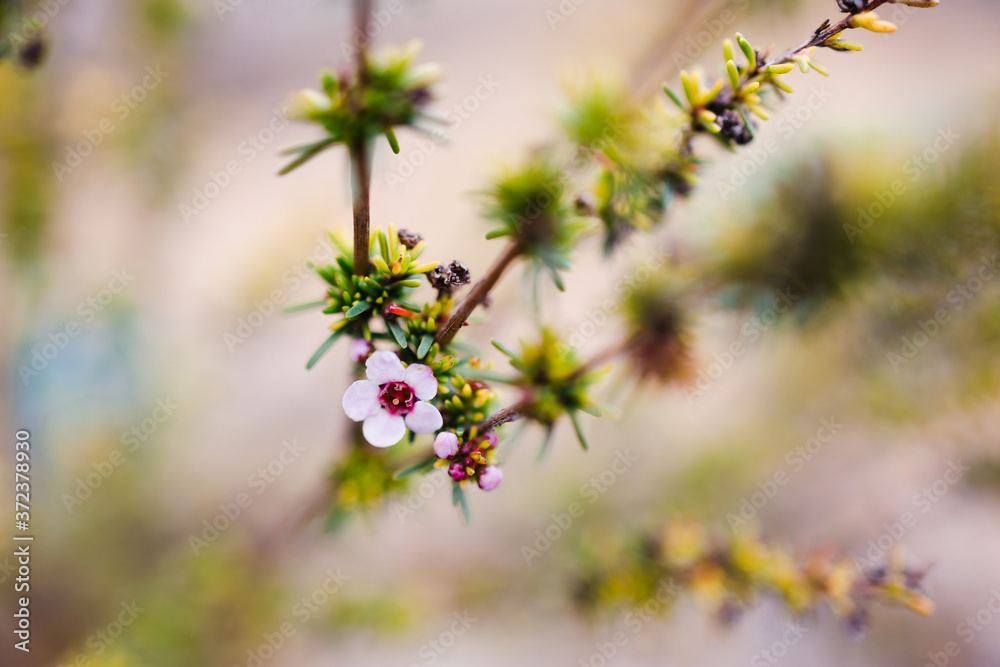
[379, 382, 416, 416]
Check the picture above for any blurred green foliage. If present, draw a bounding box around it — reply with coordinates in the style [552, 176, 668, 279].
[0, 66, 51, 268]
[323, 593, 413, 634]
[700, 127, 1000, 416]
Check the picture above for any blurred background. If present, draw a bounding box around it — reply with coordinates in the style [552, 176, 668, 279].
[2, 0, 1000, 664]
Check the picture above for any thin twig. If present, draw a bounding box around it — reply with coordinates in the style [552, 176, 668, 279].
[350, 0, 373, 276]
[713, 0, 893, 109]
[629, 0, 728, 98]
[569, 340, 629, 381]
[770, 0, 892, 66]
[435, 242, 522, 347]
[476, 402, 527, 433]
[350, 139, 371, 275]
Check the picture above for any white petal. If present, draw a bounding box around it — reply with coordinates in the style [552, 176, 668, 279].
[433, 432, 460, 459]
[286, 88, 331, 119]
[404, 364, 438, 401]
[342, 380, 380, 421]
[362, 411, 406, 447]
[404, 401, 443, 434]
[366, 350, 406, 384]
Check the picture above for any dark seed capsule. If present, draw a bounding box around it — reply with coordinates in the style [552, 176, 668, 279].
[427, 265, 452, 291]
[717, 598, 744, 626]
[447, 260, 471, 287]
[18, 36, 46, 69]
[718, 109, 753, 145]
[866, 566, 888, 585]
[574, 191, 597, 215]
[836, 0, 868, 13]
[845, 607, 869, 641]
[397, 229, 423, 249]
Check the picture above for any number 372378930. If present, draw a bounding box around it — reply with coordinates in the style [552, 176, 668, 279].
[14, 430, 30, 526]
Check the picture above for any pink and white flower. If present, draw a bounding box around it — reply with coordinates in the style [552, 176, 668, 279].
[342, 350, 443, 447]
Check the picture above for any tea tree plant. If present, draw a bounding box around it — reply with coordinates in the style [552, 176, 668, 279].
[280, 0, 941, 632]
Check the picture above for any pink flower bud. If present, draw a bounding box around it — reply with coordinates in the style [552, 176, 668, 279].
[433, 431, 460, 459]
[350, 338, 373, 364]
[478, 465, 503, 491]
[448, 462, 467, 481]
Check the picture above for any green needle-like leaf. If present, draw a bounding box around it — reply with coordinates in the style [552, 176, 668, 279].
[417, 335, 434, 359]
[569, 411, 589, 451]
[393, 457, 438, 480]
[536, 426, 555, 463]
[385, 127, 401, 154]
[491, 339, 519, 359]
[283, 300, 327, 314]
[452, 484, 472, 524]
[387, 319, 408, 348]
[323, 508, 350, 533]
[662, 84, 685, 110]
[306, 329, 345, 369]
[345, 301, 372, 319]
[461, 370, 520, 385]
[278, 137, 339, 175]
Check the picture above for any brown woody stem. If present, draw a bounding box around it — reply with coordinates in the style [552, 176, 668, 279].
[351, 0, 373, 276]
[435, 242, 522, 347]
[771, 0, 892, 65]
[711, 0, 892, 109]
[476, 402, 527, 433]
[350, 139, 371, 276]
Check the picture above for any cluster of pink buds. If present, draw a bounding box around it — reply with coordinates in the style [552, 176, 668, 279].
[433, 431, 503, 491]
